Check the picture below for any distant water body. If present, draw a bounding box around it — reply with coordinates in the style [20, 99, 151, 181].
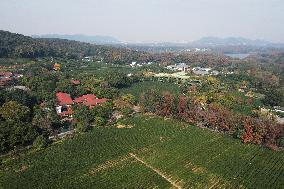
[225, 53, 250, 59]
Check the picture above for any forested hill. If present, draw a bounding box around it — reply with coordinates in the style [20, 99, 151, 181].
[0, 30, 151, 63]
[0, 30, 232, 66]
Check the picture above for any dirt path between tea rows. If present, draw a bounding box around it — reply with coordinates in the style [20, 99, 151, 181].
[129, 153, 182, 189]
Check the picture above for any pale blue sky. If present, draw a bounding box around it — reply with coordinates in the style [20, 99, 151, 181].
[0, 0, 283, 43]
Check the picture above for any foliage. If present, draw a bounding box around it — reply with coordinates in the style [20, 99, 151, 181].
[94, 117, 106, 127]
[32, 106, 61, 135]
[0, 89, 37, 108]
[0, 121, 38, 153]
[0, 101, 30, 122]
[33, 135, 49, 149]
[73, 104, 92, 132]
[139, 90, 284, 149]
[0, 30, 152, 64]
[104, 70, 132, 88]
[21, 74, 58, 101]
[91, 102, 113, 120]
[113, 94, 135, 115]
[262, 88, 284, 107]
[74, 121, 90, 133]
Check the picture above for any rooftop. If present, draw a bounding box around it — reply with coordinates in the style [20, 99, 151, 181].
[56, 92, 74, 105]
[74, 94, 108, 107]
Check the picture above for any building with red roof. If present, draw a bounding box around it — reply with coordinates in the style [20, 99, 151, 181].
[55, 92, 74, 120]
[74, 94, 108, 108]
[55, 92, 108, 120]
[56, 92, 74, 106]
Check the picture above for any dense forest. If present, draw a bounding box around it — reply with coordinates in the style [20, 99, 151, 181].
[0, 30, 152, 63]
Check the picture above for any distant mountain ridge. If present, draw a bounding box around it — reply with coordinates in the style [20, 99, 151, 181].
[191, 37, 280, 47]
[32, 34, 283, 48]
[32, 34, 121, 44]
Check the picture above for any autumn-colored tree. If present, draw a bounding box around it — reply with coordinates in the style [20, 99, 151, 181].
[156, 92, 176, 117]
[264, 122, 283, 148]
[176, 95, 189, 121]
[241, 117, 254, 143]
[113, 94, 135, 116]
[186, 99, 204, 124]
[203, 104, 235, 132]
[139, 89, 159, 113]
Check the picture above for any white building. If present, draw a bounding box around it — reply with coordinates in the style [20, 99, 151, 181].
[166, 63, 189, 72]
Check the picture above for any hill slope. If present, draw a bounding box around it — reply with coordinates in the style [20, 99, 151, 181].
[0, 30, 149, 63]
[32, 34, 121, 44]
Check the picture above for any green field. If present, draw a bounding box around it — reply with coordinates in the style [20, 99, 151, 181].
[1, 115, 283, 189]
[120, 81, 181, 98]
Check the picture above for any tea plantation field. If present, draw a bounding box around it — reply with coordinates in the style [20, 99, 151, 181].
[1, 115, 283, 189]
[120, 81, 181, 98]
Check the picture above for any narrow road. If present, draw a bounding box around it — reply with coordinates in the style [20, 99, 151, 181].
[129, 153, 182, 189]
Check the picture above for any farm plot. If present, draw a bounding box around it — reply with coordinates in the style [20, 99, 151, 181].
[0, 115, 283, 189]
[120, 81, 181, 98]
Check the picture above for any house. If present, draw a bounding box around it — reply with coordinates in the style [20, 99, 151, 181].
[130, 62, 143, 68]
[130, 62, 136, 67]
[192, 67, 212, 75]
[166, 63, 189, 72]
[176, 63, 190, 72]
[74, 94, 108, 108]
[55, 92, 108, 120]
[82, 56, 92, 62]
[56, 92, 74, 119]
[166, 65, 177, 70]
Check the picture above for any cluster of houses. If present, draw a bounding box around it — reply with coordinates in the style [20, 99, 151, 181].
[165, 63, 219, 76]
[166, 63, 190, 72]
[192, 67, 219, 76]
[129, 61, 153, 68]
[0, 72, 23, 87]
[184, 48, 210, 52]
[56, 92, 108, 121]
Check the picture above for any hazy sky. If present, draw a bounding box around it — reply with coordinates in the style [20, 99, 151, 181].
[0, 0, 284, 43]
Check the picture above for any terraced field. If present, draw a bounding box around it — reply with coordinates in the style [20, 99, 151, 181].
[1, 115, 283, 189]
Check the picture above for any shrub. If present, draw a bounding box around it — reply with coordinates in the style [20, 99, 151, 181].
[33, 135, 49, 149]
